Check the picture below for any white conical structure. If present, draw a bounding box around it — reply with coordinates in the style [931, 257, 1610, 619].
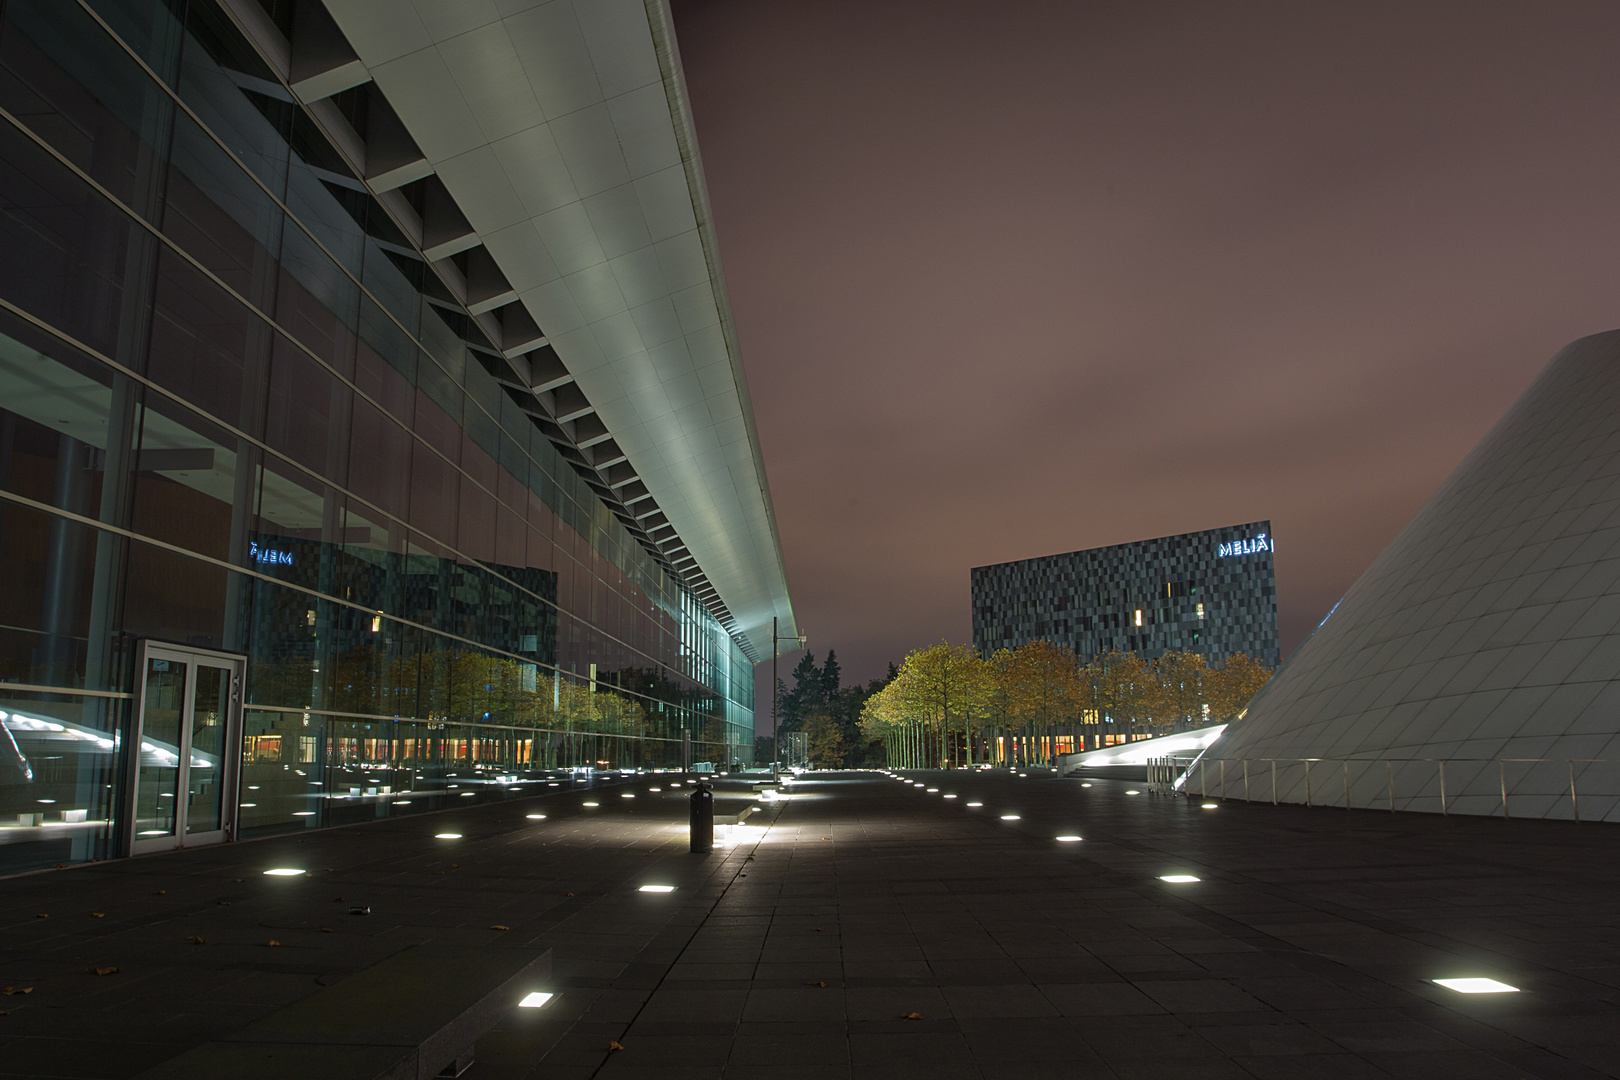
[1202, 330, 1620, 821]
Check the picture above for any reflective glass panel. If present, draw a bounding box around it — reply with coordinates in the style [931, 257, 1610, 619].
[185, 664, 229, 834]
[135, 657, 185, 840]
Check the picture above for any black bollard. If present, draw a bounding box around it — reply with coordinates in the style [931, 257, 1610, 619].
[689, 781, 714, 853]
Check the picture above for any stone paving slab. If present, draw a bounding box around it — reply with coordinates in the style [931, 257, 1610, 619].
[4, 770, 1620, 1077]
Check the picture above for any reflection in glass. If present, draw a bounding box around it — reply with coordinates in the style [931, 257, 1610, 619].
[135, 658, 185, 840]
[186, 665, 229, 834]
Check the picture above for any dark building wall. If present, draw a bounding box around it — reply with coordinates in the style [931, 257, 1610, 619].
[972, 522, 1280, 666]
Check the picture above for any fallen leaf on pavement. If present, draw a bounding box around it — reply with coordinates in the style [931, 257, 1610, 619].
[264, 940, 281, 947]
[189, 937, 206, 945]
[87, 966, 118, 976]
[901, 1012, 924, 1020]
[320, 928, 334, 934]
[806, 981, 828, 987]
[90, 913, 105, 919]
[2, 987, 32, 996]
[489, 925, 510, 931]
[34, 914, 47, 919]
[607, 1041, 624, 1052]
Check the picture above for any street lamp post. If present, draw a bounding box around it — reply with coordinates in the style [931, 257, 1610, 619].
[771, 616, 805, 780]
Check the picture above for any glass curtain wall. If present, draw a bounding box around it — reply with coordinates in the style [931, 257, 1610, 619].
[0, 0, 754, 874]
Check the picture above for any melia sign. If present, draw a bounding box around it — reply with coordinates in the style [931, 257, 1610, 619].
[1218, 533, 1273, 558]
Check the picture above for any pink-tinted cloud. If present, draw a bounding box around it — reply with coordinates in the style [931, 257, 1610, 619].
[667, 0, 1620, 695]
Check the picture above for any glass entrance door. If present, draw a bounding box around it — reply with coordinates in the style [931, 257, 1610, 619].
[129, 643, 244, 855]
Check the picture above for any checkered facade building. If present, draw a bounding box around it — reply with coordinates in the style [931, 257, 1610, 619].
[971, 523, 1281, 666]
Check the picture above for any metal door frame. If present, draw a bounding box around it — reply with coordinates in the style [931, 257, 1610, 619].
[124, 640, 246, 856]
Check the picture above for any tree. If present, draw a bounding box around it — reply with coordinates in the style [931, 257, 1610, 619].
[781, 652, 823, 731]
[993, 641, 1082, 764]
[822, 649, 842, 701]
[1147, 650, 1211, 731]
[1206, 653, 1274, 723]
[1080, 650, 1152, 743]
[804, 709, 847, 769]
[890, 642, 994, 767]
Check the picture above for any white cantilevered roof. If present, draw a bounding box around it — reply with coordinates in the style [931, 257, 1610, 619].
[309, 0, 794, 660]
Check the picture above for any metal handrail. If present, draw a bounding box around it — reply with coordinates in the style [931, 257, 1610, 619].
[1145, 755, 1612, 820]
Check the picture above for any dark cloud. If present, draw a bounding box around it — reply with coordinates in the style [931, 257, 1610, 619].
[667, 0, 1620, 701]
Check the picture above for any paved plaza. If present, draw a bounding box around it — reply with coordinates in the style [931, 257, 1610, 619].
[1, 770, 1617, 1079]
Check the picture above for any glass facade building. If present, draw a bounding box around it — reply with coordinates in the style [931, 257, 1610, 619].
[972, 522, 1281, 666]
[0, 0, 780, 874]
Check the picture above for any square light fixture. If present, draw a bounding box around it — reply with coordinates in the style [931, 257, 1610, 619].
[263, 868, 304, 876]
[1201, 803, 1218, 809]
[526, 814, 546, 820]
[1056, 835, 1082, 842]
[639, 884, 676, 893]
[1433, 977, 1519, 994]
[1000, 814, 1021, 821]
[942, 794, 957, 799]
[518, 991, 555, 1008]
[1159, 874, 1200, 883]
[435, 833, 461, 839]
[582, 802, 599, 807]
[966, 802, 983, 807]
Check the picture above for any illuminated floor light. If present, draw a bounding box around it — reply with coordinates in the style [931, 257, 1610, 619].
[1056, 835, 1083, 842]
[638, 884, 676, 893]
[926, 788, 939, 793]
[293, 811, 316, 816]
[1125, 790, 1140, 795]
[1434, 977, 1519, 994]
[263, 868, 304, 876]
[1000, 814, 1021, 821]
[435, 833, 462, 839]
[460, 792, 475, 797]
[649, 787, 661, 792]
[1081, 783, 1092, 788]
[518, 991, 555, 1008]
[1159, 874, 1200, 883]
[966, 802, 983, 807]
[582, 802, 599, 807]
[621, 793, 636, 799]
[1018, 773, 1027, 778]
[1202, 803, 1218, 809]
[943, 794, 957, 799]
[526, 814, 546, 820]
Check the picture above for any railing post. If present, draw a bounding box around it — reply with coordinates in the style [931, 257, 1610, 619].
[1305, 760, 1312, 807]
[1439, 761, 1447, 816]
[1243, 759, 1250, 802]
[1569, 760, 1578, 822]
[1499, 759, 1509, 819]
[1271, 759, 1277, 805]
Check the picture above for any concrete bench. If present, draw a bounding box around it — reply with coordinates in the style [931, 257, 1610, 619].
[135, 943, 551, 1080]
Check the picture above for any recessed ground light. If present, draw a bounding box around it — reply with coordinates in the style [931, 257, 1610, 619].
[638, 884, 675, 893]
[518, 991, 555, 1008]
[293, 811, 316, 816]
[1081, 783, 1092, 788]
[239, 803, 257, 808]
[460, 792, 475, 797]
[1201, 803, 1218, 809]
[1125, 790, 1140, 795]
[1000, 814, 1021, 821]
[435, 833, 461, 839]
[263, 868, 304, 876]
[926, 788, 939, 793]
[526, 814, 546, 820]
[1056, 835, 1082, 842]
[620, 793, 635, 799]
[966, 802, 983, 807]
[1018, 773, 1027, 778]
[943, 794, 957, 799]
[1159, 874, 1200, 883]
[582, 802, 598, 807]
[648, 787, 661, 792]
[1434, 978, 1519, 994]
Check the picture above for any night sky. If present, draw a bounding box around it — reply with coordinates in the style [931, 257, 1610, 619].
[665, 1, 1620, 699]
